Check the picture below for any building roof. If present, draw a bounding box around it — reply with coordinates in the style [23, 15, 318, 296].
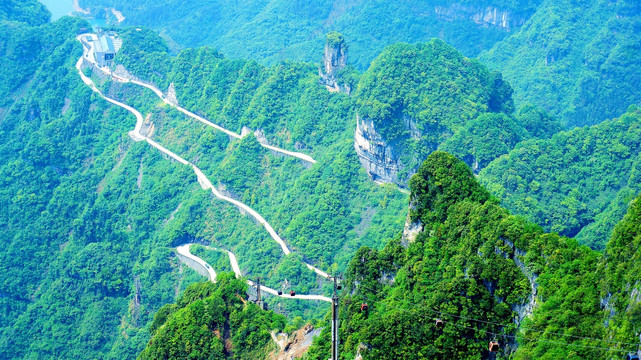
[96, 35, 115, 53]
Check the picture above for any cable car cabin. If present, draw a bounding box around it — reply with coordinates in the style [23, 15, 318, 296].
[627, 354, 640, 360]
[360, 303, 368, 311]
[435, 319, 444, 329]
[488, 341, 500, 352]
[277, 291, 283, 296]
[290, 291, 296, 296]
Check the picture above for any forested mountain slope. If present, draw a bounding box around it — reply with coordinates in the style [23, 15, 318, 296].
[77, 0, 641, 129]
[0, 13, 210, 358]
[3, 1, 641, 359]
[0, 0, 50, 25]
[77, 0, 540, 69]
[0, 6, 408, 359]
[303, 152, 641, 359]
[138, 275, 285, 360]
[147, 152, 641, 359]
[600, 192, 641, 352]
[479, 105, 641, 250]
[480, 0, 641, 127]
[351, 40, 562, 184]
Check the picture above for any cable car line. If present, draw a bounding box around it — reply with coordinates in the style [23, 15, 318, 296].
[358, 284, 640, 347]
[378, 301, 636, 354]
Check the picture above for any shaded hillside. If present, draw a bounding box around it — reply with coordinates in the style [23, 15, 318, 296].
[480, 0, 641, 127]
[479, 105, 641, 249]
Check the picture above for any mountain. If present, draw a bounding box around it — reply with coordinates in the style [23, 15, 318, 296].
[76, 0, 541, 69]
[138, 275, 285, 360]
[0, 7, 408, 359]
[480, 0, 641, 127]
[145, 152, 641, 359]
[78, 0, 641, 129]
[3, 1, 641, 359]
[0, 15, 197, 359]
[352, 39, 518, 185]
[600, 190, 641, 352]
[479, 105, 641, 250]
[303, 152, 641, 359]
[0, 0, 50, 26]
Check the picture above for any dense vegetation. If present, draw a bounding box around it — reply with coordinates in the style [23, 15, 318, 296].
[0, 4, 408, 359]
[0, 0, 50, 26]
[600, 194, 641, 353]
[133, 152, 641, 359]
[138, 275, 285, 360]
[0, 14, 210, 356]
[479, 105, 641, 249]
[79, 0, 641, 129]
[79, 0, 539, 69]
[352, 40, 563, 180]
[305, 152, 641, 359]
[480, 0, 641, 127]
[355, 40, 514, 143]
[440, 107, 561, 171]
[4, 0, 641, 358]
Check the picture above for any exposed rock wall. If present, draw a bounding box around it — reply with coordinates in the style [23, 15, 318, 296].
[434, 3, 528, 31]
[268, 325, 321, 360]
[319, 32, 350, 94]
[401, 212, 423, 246]
[498, 238, 539, 325]
[353, 113, 427, 186]
[354, 114, 402, 185]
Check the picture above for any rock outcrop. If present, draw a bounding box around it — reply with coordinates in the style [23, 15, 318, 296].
[496, 238, 539, 326]
[354, 113, 426, 186]
[401, 214, 423, 246]
[434, 4, 529, 31]
[319, 32, 350, 94]
[166, 83, 178, 105]
[268, 325, 321, 360]
[354, 114, 403, 185]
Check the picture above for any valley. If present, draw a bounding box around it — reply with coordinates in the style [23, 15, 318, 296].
[1, 0, 641, 359]
[76, 32, 333, 301]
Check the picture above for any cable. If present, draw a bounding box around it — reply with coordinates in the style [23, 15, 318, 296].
[354, 283, 640, 350]
[376, 300, 635, 354]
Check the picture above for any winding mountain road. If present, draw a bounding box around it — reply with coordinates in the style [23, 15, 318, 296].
[179, 244, 331, 302]
[81, 36, 315, 164]
[176, 244, 217, 280]
[76, 35, 330, 301]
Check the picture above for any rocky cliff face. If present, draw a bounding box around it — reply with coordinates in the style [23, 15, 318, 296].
[434, 3, 528, 31]
[354, 114, 403, 185]
[354, 113, 426, 186]
[319, 32, 350, 93]
[401, 214, 423, 246]
[495, 238, 538, 327]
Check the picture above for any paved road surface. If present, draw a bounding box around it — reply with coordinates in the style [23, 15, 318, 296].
[176, 244, 217, 281]
[79, 33, 315, 164]
[179, 243, 331, 302]
[76, 35, 330, 297]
